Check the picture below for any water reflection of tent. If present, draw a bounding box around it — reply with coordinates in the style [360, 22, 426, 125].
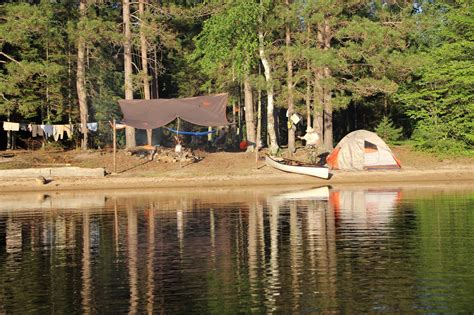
[330, 189, 401, 224]
[327, 130, 401, 170]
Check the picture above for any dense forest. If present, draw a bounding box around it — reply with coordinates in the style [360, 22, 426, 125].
[0, 0, 472, 155]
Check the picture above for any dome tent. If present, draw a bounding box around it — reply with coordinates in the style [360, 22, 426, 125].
[326, 130, 401, 170]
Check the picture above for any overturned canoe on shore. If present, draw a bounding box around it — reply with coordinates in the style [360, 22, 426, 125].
[265, 155, 329, 179]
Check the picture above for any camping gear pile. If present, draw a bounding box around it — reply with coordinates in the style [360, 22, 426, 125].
[153, 146, 202, 163]
[126, 146, 202, 163]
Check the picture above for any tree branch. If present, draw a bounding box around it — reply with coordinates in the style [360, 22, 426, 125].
[0, 52, 21, 65]
[132, 61, 140, 73]
[381, 21, 402, 26]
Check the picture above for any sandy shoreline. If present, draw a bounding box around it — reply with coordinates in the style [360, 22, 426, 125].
[1, 167, 473, 193]
[1, 148, 473, 193]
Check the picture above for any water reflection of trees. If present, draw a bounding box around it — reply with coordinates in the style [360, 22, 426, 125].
[2, 188, 472, 313]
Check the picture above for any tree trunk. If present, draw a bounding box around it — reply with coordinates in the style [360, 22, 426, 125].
[123, 0, 136, 148]
[258, 31, 278, 153]
[323, 66, 333, 150]
[256, 85, 262, 150]
[313, 71, 323, 142]
[76, 0, 89, 150]
[243, 74, 256, 152]
[139, 0, 152, 146]
[322, 19, 333, 150]
[305, 24, 312, 129]
[286, 22, 295, 154]
[305, 63, 312, 129]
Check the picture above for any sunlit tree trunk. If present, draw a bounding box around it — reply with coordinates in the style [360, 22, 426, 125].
[139, 0, 152, 146]
[244, 73, 256, 152]
[123, 0, 136, 148]
[256, 85, 262, 149]
[285, 17, 295, 154]
[258, 31, 278, 153]
[76, 0, 88, 150]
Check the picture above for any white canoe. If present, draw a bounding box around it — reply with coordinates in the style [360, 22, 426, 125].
[265, 155, 329, 179]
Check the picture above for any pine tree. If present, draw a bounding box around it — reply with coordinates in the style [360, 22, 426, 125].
[375, 116, 402, 144]
[123, 0, 136, 148]
[76, 0, 89, 149]
[0, 2, 68, 123]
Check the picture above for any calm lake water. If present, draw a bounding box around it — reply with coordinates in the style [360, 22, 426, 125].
[0, 185, 473, 313]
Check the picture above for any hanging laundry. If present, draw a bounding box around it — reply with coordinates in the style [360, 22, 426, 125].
[53, 125, 65, 141]
[31, 124, 44, 137]
[53, 125, 74, 141]
[41, 125, 54, 138]
[3, 122, 20, 131]
[86, 122, 98, 132]
[65, 124, 73, 138]
[290, 113, 301, 125]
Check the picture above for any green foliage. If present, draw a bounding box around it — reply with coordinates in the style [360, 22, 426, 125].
[191, 0, 261, 79]
[0, 0, 471, 156]
[396, 3, 473, 156]
[0, 1, 68, 122]
[335, 7, 419, 101]
[375, 116, 402, 144]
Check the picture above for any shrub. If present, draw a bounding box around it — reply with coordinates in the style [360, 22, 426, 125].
[375, 116, 402, 144]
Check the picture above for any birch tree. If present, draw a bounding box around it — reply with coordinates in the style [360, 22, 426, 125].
[123, 0, 135, 148]
[258, 1, 279, 154]
[284, 0, 296, 154]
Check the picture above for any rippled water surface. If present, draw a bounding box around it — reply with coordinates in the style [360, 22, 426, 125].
[1, 185, 473, 313]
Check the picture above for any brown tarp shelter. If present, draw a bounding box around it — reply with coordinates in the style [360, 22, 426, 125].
[118, 93, 229, 129]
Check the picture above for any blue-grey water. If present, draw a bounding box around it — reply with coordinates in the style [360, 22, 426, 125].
[0, 185, 473, 313]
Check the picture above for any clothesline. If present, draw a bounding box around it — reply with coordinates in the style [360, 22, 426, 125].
[164, 127, 216, 136]
[1, 121, 101, 128]
[2, 119, 220, 141]
[2, 121, 99, 141]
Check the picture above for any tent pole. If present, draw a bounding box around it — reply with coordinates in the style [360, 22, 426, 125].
[113, 118, 117, 174]
[176, 117, 183, 168]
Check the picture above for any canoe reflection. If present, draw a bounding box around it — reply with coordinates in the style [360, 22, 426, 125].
[268, 186, 329, 202]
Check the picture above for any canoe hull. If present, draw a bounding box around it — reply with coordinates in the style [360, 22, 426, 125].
[265, 156, 329, 179]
